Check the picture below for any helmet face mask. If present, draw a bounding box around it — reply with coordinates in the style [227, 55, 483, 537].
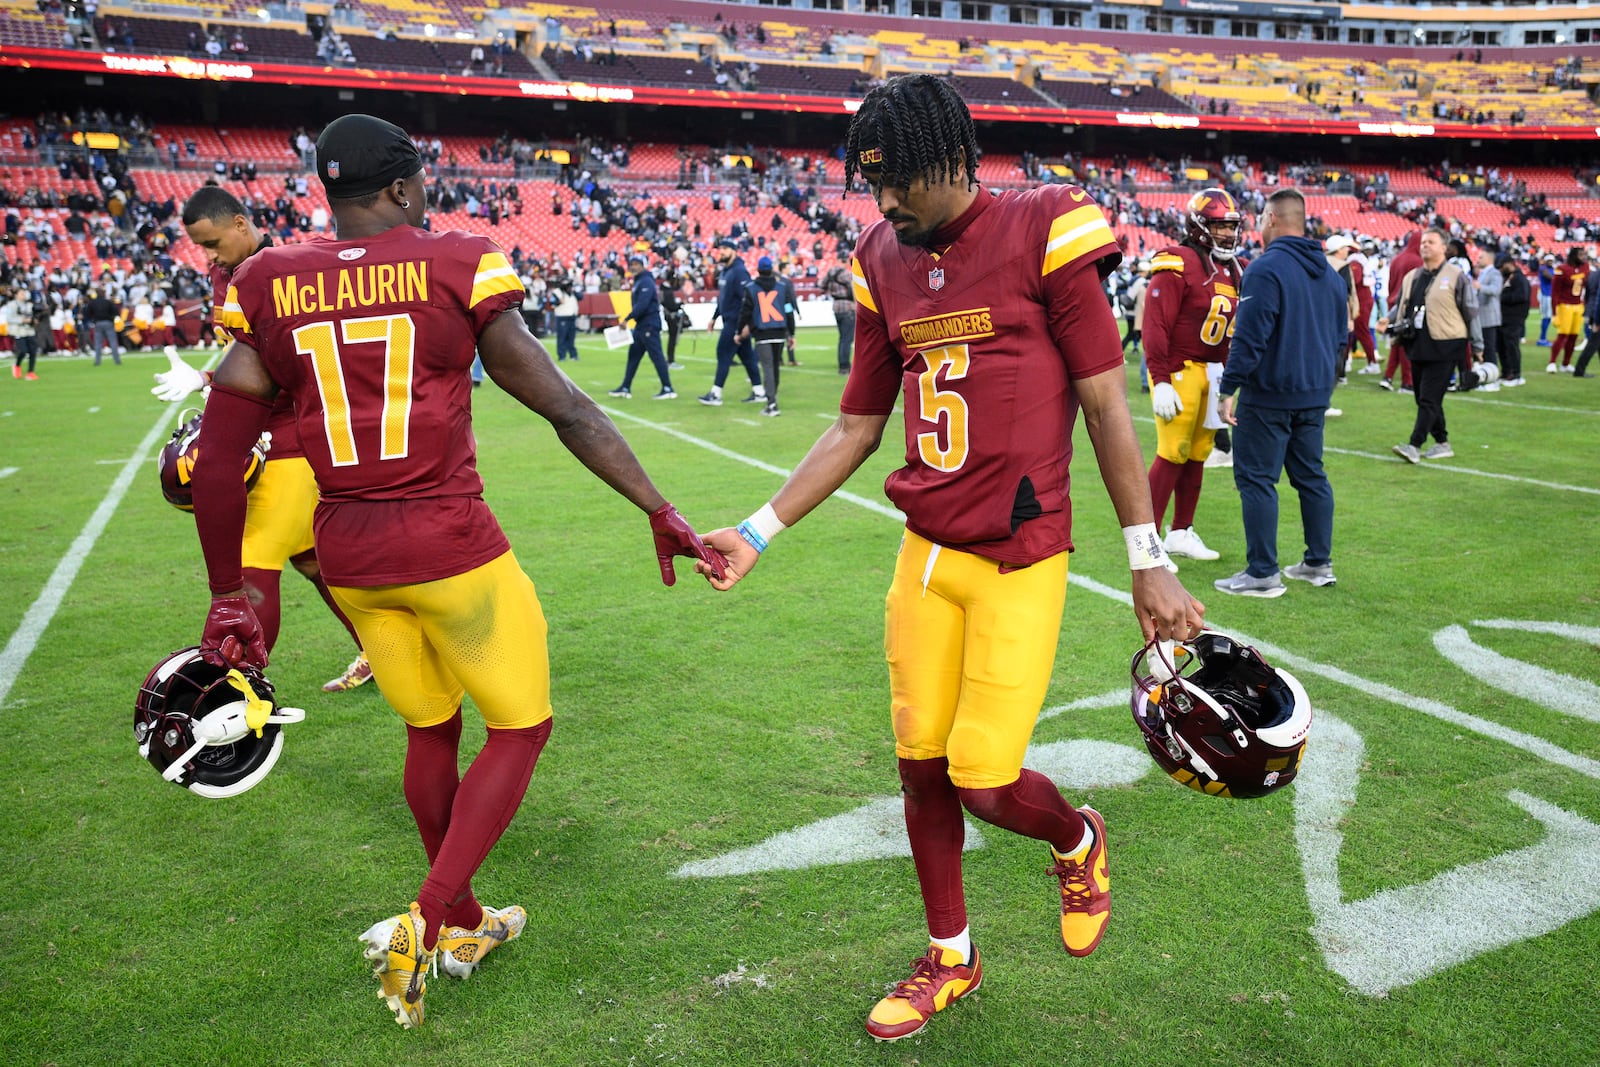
[1185, 188, 1243, 262]
[157, 408, 268, 512]
[1130, 631, 1311, 799]
[134, 648, 305, 798]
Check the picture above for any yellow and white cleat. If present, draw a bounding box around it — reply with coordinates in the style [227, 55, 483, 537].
[359, 902, 435, 1028]
[438, 904, 527, 979]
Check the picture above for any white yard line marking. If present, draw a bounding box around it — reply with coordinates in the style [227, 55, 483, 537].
[1128, 414, 1598, 495]
[1066, 572, 1600, 782]
[1450, 393, 1600, 416]
[0, 355, 221, 708]
[0, 467, 17, 480]
[609, 408, 1598, 781]
[1323, 446, 1599, 496]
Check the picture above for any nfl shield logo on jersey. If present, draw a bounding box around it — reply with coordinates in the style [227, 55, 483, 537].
[928, 267, 945, 291]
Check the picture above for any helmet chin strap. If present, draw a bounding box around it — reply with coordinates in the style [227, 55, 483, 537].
[159, 679, 306, 784]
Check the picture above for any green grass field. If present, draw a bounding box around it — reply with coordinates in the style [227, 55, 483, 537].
[1, 328, 1597, 1067]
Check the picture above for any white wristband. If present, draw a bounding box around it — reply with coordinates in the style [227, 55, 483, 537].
[737, 502, 788, 554]
[1123, 523, 1170, 571]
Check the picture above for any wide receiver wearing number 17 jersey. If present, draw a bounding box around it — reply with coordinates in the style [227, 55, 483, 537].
[693, 74, 1203, 1044]
[190, 113, 722, 1030]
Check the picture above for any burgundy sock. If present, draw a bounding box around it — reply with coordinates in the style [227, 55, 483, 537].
[899, 757, 967, 940]
[418, 718, 552, 948]
[242, 567, 283, 652]
[957, 769, 1086, 854]
[404, 711, 481, 937]
[1148, 457, 1182, 532]
[1171, 459, 1205, 531]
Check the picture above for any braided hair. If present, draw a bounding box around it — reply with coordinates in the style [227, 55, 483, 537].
[844, 74, 980, 193]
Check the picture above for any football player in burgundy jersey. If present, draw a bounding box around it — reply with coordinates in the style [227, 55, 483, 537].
[1548, 245, 1589, 372]
[1143, 189, 1243, 566]
[694, 75, 1204, 1042]
[155, 186, 372, 692]
[188, 114, 724, 1029]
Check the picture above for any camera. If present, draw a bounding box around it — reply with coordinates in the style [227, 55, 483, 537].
[1384, 319, 1417, 343]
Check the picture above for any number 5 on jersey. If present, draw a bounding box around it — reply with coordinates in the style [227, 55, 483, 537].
[916, 343, 970, 472]
[293, 313, 417, 466]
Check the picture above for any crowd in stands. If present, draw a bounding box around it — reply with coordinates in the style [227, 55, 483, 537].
[8, 107, 1600, 367]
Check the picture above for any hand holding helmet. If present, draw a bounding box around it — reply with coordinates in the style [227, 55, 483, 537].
[1131, 630, 1311, 799]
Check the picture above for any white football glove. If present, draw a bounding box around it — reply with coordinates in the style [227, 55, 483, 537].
[152, 346, 206, 403]
[1151, 381, 1183, 421]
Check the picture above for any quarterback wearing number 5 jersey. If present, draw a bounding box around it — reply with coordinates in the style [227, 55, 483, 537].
[192, 113, 722, 1030]
[695, 76, 1203, 1044]
[841, 184, 1123, 562]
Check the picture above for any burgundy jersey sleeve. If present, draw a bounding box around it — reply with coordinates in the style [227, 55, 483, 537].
[839, 251, 902, 416]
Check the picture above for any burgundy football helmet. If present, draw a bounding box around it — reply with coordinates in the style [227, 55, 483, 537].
[1185, 188, 1243, 261]
[157, 408, 269, 512]
[1131, 630, 1311, 799]
[134, 647, 305, 798]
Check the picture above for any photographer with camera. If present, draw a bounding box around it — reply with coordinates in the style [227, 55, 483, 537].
[660, 263, 691, 368]
[1380, 227, 1491, 464]
[550, 274, 580, 363]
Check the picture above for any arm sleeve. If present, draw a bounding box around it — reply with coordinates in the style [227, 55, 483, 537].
[1220, 267, 1279, 396]
[191, 383, 274, 594]
[1140, 276, 1182, 384]
[736, 287, 754, 332]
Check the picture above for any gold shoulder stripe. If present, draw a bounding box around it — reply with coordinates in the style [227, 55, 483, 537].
[218, 284, 251, 334]
[1043, 203, 1115, 277]
[1150, 253, 1186, 274]
[850, 256, 879, 315]
[469, 251, 524, 310]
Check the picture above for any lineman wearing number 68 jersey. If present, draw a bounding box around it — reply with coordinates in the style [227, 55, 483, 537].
[1144, 189, 1244, 566]
[190, 114, 724, 1028]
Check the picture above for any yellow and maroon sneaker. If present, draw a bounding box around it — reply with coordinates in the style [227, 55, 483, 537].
[1051, 805, 1110, 957]
[438, 904, 526, 979]
[865, 943, 982, 1042]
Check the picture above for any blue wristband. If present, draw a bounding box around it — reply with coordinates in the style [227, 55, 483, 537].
[736, 521, 768, 554]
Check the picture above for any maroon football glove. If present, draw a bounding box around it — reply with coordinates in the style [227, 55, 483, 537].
[649, 503, 727, 586]
[200, 594, 269, 670]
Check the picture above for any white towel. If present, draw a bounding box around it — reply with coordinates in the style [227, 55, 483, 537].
[1203, 361, 1226, 429]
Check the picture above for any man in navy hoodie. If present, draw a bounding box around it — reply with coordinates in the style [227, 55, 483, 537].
[1214, 189, 1347, 597]
[699, 239, 766, 406]
[609, 255, 676, 399]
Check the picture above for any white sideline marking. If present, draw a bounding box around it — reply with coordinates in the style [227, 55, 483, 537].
[0, 467, 16, 480]
[1323, 446, 1599, 496]
[0, 355, 221, 708]
[0, 409, 175, 708]
[1297, 713, 1600, 995]
[600, 406, 905, 522]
